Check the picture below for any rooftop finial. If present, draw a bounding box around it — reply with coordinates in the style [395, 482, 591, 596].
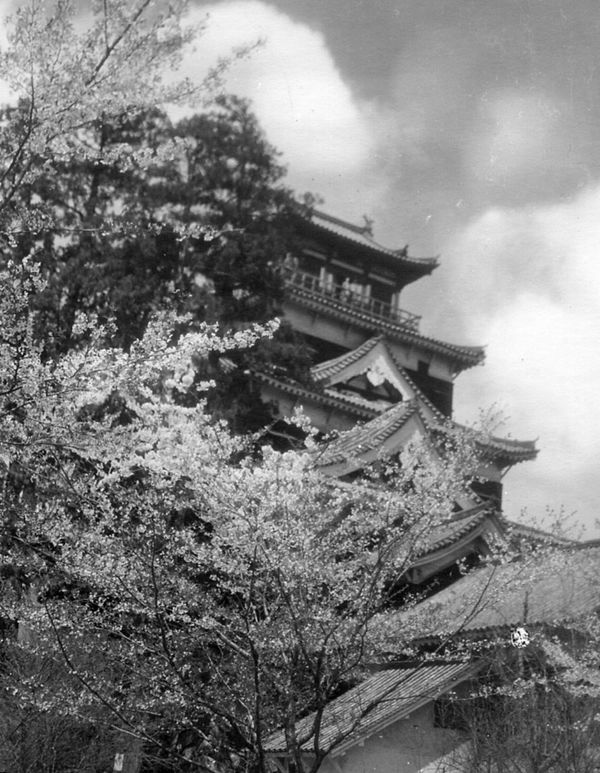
[362, 215, 374, 235]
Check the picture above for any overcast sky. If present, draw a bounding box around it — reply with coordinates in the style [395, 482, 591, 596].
[180, 0, 600, 537]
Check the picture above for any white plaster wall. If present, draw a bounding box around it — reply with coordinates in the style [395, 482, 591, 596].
[386, 341, 455, 382]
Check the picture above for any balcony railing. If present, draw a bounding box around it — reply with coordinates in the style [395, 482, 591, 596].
[282, 267, 421, 332]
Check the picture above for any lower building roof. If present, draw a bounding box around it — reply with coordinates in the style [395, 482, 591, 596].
[264, 661, 478, 758]
[390, 542, 600, 641]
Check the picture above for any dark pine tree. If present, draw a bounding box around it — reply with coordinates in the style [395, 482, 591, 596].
[4, 96, 316, 434]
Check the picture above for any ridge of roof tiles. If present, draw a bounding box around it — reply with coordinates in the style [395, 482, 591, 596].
[287, 286, 486, 368]
[252, 371, 379, 421]
[477, 433, 538, 458]
[315, 401, 421, 469]
[394, 543, 600, 640]
[323, 387, 390, 414]
[311, 335, 385, 383]
[418, 506, 492, 558]
[264, 661, 478, 756]
[308, 210, 440, 270]
[445, 423, 538, 462]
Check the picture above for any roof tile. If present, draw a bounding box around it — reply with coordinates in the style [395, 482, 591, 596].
[393, 544, 600, 639]
[285, 287, 485, 368]
[315, 401, 421, 469]
[264, 661, 477, 755]
[418, 507, 490, 557]
[309, 210, 439, 271]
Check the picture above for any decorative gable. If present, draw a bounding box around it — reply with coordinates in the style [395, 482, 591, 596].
[312, 336, 443, 425]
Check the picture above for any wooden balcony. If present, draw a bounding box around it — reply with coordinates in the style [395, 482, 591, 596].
[282, 267, 421, 332]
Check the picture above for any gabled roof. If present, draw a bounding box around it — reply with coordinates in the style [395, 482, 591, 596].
[311, 335, 446, 424]
[264, 661, 478, 757]
[311, 335, 387, 384]
[311, 338, 537, 467]
[314, 401, 426, 476]
[306, 210, 439, 274]
[392, 543, 600, 641]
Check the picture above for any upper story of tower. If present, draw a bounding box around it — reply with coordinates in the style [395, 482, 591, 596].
[291, 209, 439, 300]
[281, 209, 485, 416]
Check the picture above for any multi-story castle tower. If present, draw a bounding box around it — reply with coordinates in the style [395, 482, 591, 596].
[255, 208, 538, 588]
[261, 211, 599, 773]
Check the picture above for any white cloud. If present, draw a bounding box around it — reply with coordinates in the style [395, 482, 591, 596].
[467, 89, 565, 182]
[174, 1, 390, 216]
[450, 186, 600, 534]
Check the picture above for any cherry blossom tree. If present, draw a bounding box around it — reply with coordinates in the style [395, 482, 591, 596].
[0, 5, 574, 773]
[0, 259, 494, 772]
[0, 0, 233, 238]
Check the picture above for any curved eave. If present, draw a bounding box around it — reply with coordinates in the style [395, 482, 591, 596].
[301, 210, 439, 279]
[403, 509, 501, 585]
[253, 372, 379, 421]
[502, 520, 577, 546]
[475, 437, 539, 465]
[437, 423, 539, 465]
[411, 507, 492, 563]
[285, 288, 485, 371]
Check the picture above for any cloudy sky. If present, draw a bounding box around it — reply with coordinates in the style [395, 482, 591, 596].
[179, 0, 600, 537]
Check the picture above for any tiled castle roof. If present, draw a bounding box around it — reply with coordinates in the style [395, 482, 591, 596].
[311, 335, 389, 384]
[287, 284, 486, 370]
[314, 401, 423, 472]
[252, 339, 537, 473]
[252, 371, 379, 421]
[311, 335, 447, 423]
[417, 506, 491, 558]
[307, 210, 440, 272]
[393, 543, 600, 640]
[310, 338, 537, 468]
